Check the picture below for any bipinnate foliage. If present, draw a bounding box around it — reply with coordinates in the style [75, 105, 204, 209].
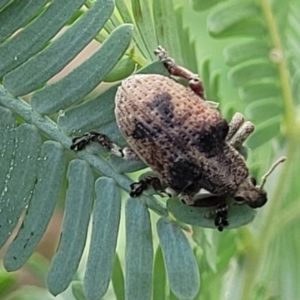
[0, 1, 300, 300]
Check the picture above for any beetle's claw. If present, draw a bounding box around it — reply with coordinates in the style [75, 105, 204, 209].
[130, 182, 144, 197]
[70, 135, 90, 151]
[214, 204, 229, 232]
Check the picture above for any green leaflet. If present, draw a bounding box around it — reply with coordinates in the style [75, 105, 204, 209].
[58, 84, 118, 135]
[58, 60, 167, 174]
[201, 59, 221, 101]
[157, 217, 200, 300]
[0, 86, 132, 194]
[246, 116, 282, 149]
[245, 98, 283, 123]
[228, 60, 277, 87]
[0, 0, 11, 10]
[0, 266, 16, 298]
[239, 80, 280, 102]
[4, 0, 114, 96]
[116, 0, 133, 24]
[131, 0, 158, 60]
[0, 123, 41, 249]
[167, 198, 255, 229]
[0, 106, 16, 247]
[57, 60, 168, 135]
[84, 177, 121, 300]
[291, 71, 300, 105]
[0, 0, 85, 77]
[153, 0, 182, 63]
[207, 2, 263, 38]
[72, 282, 88, 300]
[104, 56, 136, 82]
[47, 159, 94, 295]
[174, 8, 198, 72]
[0, 0, 48, 42]
[31, 24, 134, 114]
[116, 0, 149, 60]
[223, 40, 270, 67]
[112, 254, 125, 300]
[4, 141, 65, 271]
[125, 198, 153, 300]
[153, 246, 167, 300]
[191, 0, 220, 11]
[108, 155, 146, 174]
[0, 107, 16, 206]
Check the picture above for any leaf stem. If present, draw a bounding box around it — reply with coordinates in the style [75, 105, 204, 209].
[0, 86, 168, 218]
[0, 86, 132, 192]
[239, 2, 298, 298]
[260, 0, 297, 136]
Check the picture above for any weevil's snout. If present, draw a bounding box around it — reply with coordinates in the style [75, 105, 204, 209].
[234, 156, 286, 208]
[247, 189, 267, 208]
[234, 178, 267, 208]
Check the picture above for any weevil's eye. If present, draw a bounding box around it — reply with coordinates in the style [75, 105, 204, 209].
[234, 196, 245, 204]
[250, 176, 257, 186]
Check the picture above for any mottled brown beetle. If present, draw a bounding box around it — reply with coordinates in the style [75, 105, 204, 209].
[71, 46, 285, 231]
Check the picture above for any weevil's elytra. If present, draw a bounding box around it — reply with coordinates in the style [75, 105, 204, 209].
[71, 46, 286, 230]
[115, 74, 249, 200]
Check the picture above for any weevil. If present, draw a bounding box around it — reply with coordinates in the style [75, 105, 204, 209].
[71, 46, 285, 231]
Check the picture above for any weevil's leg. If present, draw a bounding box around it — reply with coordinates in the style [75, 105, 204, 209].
[130, 176, 168, 197]
[154, 46, 205, 99]
[214, 204, 229, 232]
[205, 203, 229, 231]
[226, 113, 254, 149]
[70, 131, 140, 161]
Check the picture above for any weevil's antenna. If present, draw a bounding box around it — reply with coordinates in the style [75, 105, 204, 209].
[260, 156, 286, 189]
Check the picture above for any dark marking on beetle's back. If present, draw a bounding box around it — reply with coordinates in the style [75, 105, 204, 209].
[148, 92, 174, 121]
[132, 122, 153, 140]
[132, 121, 162, 141]
[169, 159, 203, 195]
[219, 119, 229, 139]
[192, 119, 229, 157]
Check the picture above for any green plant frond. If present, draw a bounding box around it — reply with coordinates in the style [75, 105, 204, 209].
[205, 0, 298, 148]
[0, 0, 12, 11]
[153, 245, 167, 300]
[47, 159, 94, 296]
[111, 0, 198, 69]
[1, 1, 299, 300]
[3, 0, 115, 96]
[191, 0, 220, 12]
[30, 25, 132, 114]
[201, 59, 222, 101]
[125, 197, 153, 300]
[286, 3, 300, 107]
[0, 1, 137, 298]
[157, 217, 200, 300]
[0, 0, 87, 78]
[207, 2, 264, 38]
[111, 253, 125, 300]
[167, 197, 255, 230]
[72, 281, 87, 300]
[0, 1, 185, 292]
[83, 177, 121, 300]
[0, 110, 41, 250]
[0, 0, 49, 43]
[3, 141, 65, 271]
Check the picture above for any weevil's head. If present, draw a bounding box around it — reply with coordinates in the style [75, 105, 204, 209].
[234, 156, 286, 208]
[234, 176, 267, 208]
